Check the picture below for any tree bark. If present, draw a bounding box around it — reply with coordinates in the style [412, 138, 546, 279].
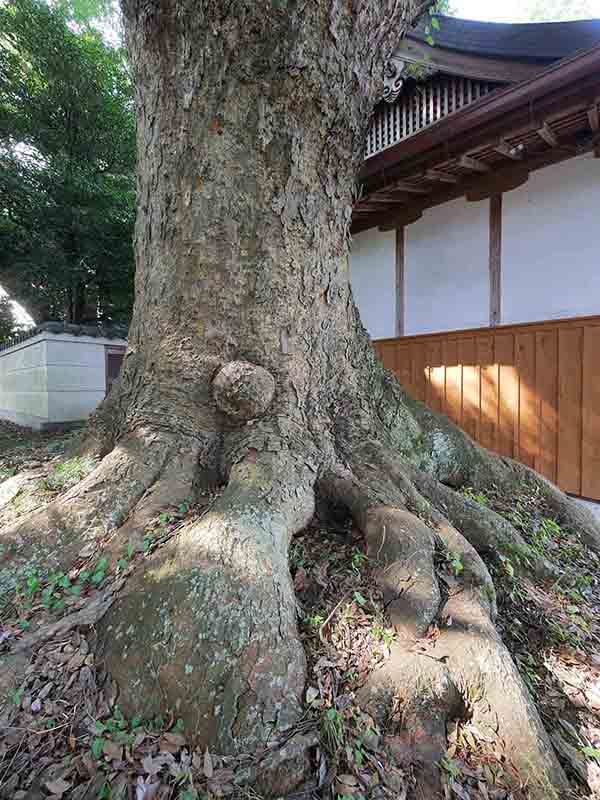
[4, 1, 600, 796]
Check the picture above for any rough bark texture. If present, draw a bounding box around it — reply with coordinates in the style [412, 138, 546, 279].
[3, 1, 600, 797]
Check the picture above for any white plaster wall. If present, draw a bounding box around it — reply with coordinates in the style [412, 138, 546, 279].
[0, 333, 126, 429]
[405, 197, 490, 336]
[502, 153, 600, 325]
[349, 227, 396, 339]
[0, 335, 48, 428]
[45, 336, 122, 424]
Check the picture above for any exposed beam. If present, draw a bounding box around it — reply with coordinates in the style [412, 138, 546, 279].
[388, 180, 430, 195]
[537, 123, 558, 147]
[588, 103, 600, 132]
[466, 166, 529, 202]
[489, 195, 502, 327]
[426, 169, 459, 184]
[367, 195, 408, 204]
[459, 154, 490, 173]
[379, 207, 423, 231]
[494, 140, 524, 160]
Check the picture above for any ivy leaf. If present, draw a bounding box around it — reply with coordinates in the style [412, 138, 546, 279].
[354, 591, 367, 606]
[92, 736, 106, 759]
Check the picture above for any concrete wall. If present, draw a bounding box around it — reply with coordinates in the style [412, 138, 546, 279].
[0, 333, 126, 429]
[349, 227, 396, 339]
[0, 335, 49, 429]
[405, 197, 490, 336]
[502, 153, 600, 325]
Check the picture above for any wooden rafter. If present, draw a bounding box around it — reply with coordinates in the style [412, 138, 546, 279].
[494, 140, 523, 160]
[459, 154, 490, 173]
[367, 195, 408, 204]
[387, 180, 430, 195]
[426, 169, 459, 184]
[536, 123, 558, 147]
[465, 165, 529, 202]
[588, 103, 600, 132]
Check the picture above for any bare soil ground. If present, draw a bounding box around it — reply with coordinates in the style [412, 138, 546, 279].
[1, 421, 600, 800]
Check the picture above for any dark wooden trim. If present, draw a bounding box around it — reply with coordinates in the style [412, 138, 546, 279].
[359, 137, 585, 234]
[380, 207, 423, 231]
[104, 345, 127, 396]
[537, 122, 558, 147]
[588, 102, 599, 131]
[394, 38, 541, 83]
[360, 44, 600, 181]
[489, 194, 502, 327]
[460, 154, 490, 172]
[395, 227, 405, 337]
[465, 165, 529, 202]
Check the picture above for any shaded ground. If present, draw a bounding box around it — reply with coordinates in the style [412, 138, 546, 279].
[1, 421, 600, 799]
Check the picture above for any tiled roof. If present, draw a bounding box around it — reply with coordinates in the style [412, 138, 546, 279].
[409, 16, 600, 62]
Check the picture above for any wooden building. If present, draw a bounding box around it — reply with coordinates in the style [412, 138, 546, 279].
[349, 16, 600, 500]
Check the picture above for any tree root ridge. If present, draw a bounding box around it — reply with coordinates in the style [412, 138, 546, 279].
[322, 457, 568, 799]
[4, 396, 600, 797]
[0, 432, 202, 591]
[95, 451, 315, 779]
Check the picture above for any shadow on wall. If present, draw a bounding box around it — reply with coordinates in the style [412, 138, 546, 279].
[374, 315, 600, 502]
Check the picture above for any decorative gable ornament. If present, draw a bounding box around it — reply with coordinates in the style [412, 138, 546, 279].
[383, 57, 407, 104]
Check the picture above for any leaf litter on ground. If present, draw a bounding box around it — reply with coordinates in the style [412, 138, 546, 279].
[1, 423, 600, 798]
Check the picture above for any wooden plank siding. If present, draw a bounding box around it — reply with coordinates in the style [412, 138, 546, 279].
[374, 315, 600, 501]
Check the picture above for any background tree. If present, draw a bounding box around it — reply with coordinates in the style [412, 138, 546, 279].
[3, 1, 600, 798]
[0, 0, 135, 325]
[0, 294, 18, 343]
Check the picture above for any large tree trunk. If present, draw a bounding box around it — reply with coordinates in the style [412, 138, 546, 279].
[4, 1, 600, 797]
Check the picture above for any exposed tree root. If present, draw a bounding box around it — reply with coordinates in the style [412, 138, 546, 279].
[320, 459, 568, 799]
[94, 450, 315, 792]
[0, 431, 203, 587]
[411, 470, 558, 581]
[401, 391, 600, 554]
[3, 370, 600, 797]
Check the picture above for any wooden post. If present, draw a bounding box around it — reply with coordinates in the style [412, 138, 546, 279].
[489, 194, 502, 327]
[395, 226, 405, 337]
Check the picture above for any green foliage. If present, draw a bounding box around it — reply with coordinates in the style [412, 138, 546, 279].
[42, 455, 96, 491]
[448, 550, 464, 576]
[0, 294, 20, 342]
[322, 707, 345, 754]
[462, 486, 489, 507]
[0, 0, 135, 325]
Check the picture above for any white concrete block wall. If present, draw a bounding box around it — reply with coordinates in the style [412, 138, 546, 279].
[349, 227, 396, 339]
[405, 197, 490, 336]
[0, 335, 49, 428]
[502, 153, 600, 325]
[45, 337, 118, 424]
[0, 333, 126, 429]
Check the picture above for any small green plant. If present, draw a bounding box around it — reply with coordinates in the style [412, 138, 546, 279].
[441, 755, 462, 781]
[351, 549, 367, 572]
[178, 498, 192, 514]
[448, 551, 463, 576]
[42, 455, 96, 492]
[498, 554, 515, 579]
[462, 487, 489, 507]
[117, 542, 136, 571]
[582, 745, 600, 760]
[322, 707, 345, 753]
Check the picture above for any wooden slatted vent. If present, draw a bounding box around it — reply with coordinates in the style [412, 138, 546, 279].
[366, 75, 503, 158]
